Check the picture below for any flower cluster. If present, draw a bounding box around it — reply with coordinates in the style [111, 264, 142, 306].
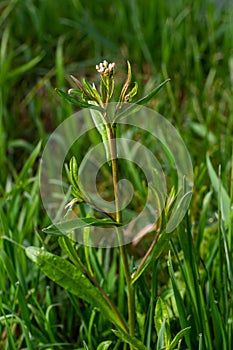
[57, 60, 142, 113]
[96, 60, 116, 76]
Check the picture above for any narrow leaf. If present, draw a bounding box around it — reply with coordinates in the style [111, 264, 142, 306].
[68, 88, 83, 98]
[55, 88, 104, 111]
[18, 140, 41, 181]
[8, 53, 44, 79]
[168, 327, 191, 350]
[112, 329, 149, 350]
[116, 79, 170, 121]
[134, 78, 171, 105]
[43, 217, 121, 235]
[96, 341, 112, 350]
[156, 319, 166, 350]
[166, 191, 192, 233]
[206, 154, 230, 226]
[0, 250, 31, 330]
[83, 79, 102, 105]
[132, 231, 173, 284]
[89, 107, 110, 160]
[154, 298, 171, 346]
[167, 252, 192, 349]
[69, 156, 83, 199]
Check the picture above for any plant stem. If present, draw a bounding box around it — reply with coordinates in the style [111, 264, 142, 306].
[133, 229, 161, 283]
[107, 122, 135, 347]
[88, 270, 129, 333]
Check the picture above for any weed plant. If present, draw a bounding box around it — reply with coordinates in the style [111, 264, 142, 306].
[0, 1, 232, 349]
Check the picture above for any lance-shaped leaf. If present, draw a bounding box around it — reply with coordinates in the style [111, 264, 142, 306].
[115, 79, 170, 122]
[55, 88, 104, 112]
[100, 75, 110, 103]
[132, 230, 173, 284]
[135, 78, 170, 105]
[70, 74, 93, 101]
[26, 247, 125, 330]
[154, 298, 171, 347]
[89, 106, 110, 160]
[42, 217, 121, 235]
[69, 156, 83, 201]
[82, 79, 103, 106]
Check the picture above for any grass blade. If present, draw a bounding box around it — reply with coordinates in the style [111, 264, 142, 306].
[167, 251, 191, 349]
[206, 154, 230, 226]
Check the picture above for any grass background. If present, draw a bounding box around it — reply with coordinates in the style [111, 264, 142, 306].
[0, 0, 233, 349]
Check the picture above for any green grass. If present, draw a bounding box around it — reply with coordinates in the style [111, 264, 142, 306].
[0, 0, 233, 349]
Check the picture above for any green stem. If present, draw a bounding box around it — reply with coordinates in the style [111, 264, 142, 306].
[107, 123, 135, 348]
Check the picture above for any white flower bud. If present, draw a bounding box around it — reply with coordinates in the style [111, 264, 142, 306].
[96, 60, 116, 75]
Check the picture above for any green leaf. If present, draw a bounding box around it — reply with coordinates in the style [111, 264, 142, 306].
[83, 341, 90, 350]
[58, 236, 83, 268]
[167, 252, 191, 348]
[67, 88, 83, 98]
[190, 122, 216, 145]
[125, 82, 138, 102]
[206, 154, 230, 226]
[207, 276, 228, 350]
[116, 79, 170, 121]
[7, 53, 44, 79]
[89, 107, 110, 160]
[112, 329, 149, 350]
[100, 75, 109, 103]
[96, 341, 112, 350]
[166, 191, 192, 233]
[69, 156, 83, 200]
[135, 78, 171, 105]
[25, 247, 123, 329]
[154, 298, 171, 347]
[55, 88, 104, 111]
[0, 250, 31, 330]
[82, 79, 102, 105]
[70, 75, 96, 102]
[168, 327, 191, 350]
[156, 319, 166, 350]
[18, 140, 41, 181]
[43, 217, 121, 235]
[132, 231, 173, 284]
[71, 187, 84, 201]
[69, 156, 79, 187]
